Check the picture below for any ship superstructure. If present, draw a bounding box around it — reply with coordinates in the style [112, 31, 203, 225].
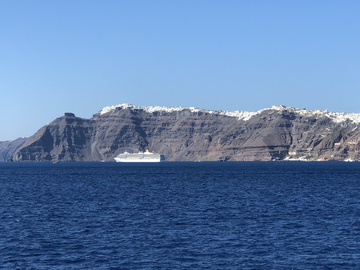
[114, 149, 165, 162]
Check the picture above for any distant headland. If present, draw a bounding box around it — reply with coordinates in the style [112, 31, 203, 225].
[1, 104, 360, 162]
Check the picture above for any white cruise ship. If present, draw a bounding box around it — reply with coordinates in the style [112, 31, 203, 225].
[114, 149, 165, 162]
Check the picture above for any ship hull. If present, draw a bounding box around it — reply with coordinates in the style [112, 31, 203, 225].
[114, 158, 164, 163]
[114, 151, 165, 163]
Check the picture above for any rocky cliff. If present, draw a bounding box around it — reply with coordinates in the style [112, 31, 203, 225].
[8, 104, 360, 162]
[0, 137, 28, 162]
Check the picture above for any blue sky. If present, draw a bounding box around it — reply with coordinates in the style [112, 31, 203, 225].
[1, 1, 359, 141]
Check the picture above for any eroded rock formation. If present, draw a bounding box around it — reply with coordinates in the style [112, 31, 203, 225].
[8, 105, 360, 162]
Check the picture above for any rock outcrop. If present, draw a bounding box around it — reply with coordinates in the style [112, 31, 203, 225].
[0, 137, 28, 162]
[8, 105, 360, 162]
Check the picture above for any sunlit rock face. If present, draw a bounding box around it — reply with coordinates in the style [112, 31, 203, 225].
[8, 105, 360, 162]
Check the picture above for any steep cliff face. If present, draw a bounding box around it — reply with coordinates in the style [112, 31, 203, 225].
[10, 113, 96, 162]
[9, 105, 360, 162]
[0, 137, 28, 162]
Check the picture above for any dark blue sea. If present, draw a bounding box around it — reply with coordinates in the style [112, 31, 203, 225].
[1, 162, 360, 269]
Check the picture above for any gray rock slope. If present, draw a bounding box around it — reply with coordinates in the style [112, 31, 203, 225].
[0, 137, 27, 162]
[8, 105, 360, 162]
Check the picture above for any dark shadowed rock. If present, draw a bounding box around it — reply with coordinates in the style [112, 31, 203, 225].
[0, 137, 28, 161]
[10, 114, 96, 162]
[8, 105, 360, 162]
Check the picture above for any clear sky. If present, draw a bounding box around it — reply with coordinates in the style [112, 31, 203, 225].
[0, 1, 359, 141]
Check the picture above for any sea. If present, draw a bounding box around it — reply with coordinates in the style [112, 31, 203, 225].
[1, 161, 360, 269]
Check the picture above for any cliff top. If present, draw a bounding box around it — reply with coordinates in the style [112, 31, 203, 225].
[98, 103, 360, 124]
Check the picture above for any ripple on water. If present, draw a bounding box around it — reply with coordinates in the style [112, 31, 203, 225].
[0, 162, 360, 269]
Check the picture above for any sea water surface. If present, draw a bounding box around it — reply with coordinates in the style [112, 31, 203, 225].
[1, 161, 360, 269]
